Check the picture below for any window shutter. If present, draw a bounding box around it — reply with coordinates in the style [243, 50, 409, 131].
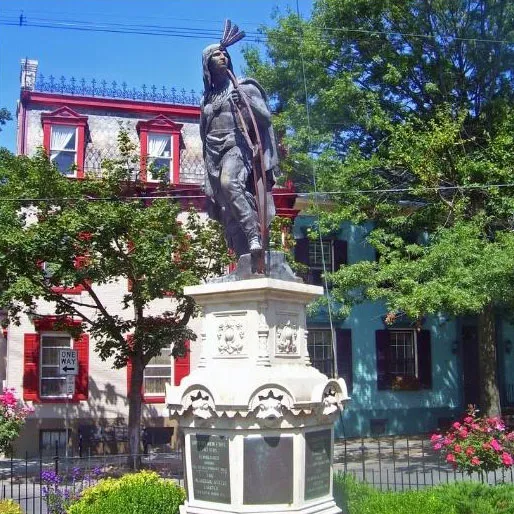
[174, 341, 190, 386]
[74, 334, 89, 400]
[333, 240, 348, 270]
[23, 333, 40, 401]
[335, 329, 352, 393]
[376, 330, 391, 390]
[417, 330, 432, 389]
[126, 357, 133, 396]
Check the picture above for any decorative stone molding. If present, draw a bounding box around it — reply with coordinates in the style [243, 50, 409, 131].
[249, 387, 294, 421]
[257, 304, 271, 366]
[276, 319, 298, 354]
[312, 379, 350, 417]
[217, 316, 245, 355]
[186, 389, 216, 420]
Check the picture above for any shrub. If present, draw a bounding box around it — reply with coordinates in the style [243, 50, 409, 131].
[68, 471, 185, 514]
[334, 473, 514, 514]
[0, 388, 33, 455]
[431, 405, 514, 475]
[0, 500, 22, 514]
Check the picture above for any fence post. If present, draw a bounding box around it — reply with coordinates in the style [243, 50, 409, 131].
[54, 440, 59, 475]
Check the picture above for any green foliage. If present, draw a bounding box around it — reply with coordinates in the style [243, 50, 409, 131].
[0, 130, 230, 458]
[0, 108, 11, 132]
[334, 473, 514, 514]
[68, 471, 185, 514]
[247, 0, 514, 414]
[0, 500, 22, 514]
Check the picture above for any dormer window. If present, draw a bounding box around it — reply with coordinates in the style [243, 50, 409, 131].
[137, 115, 183, 184]
[50, 125, 77, 175]
[41, 107, 88, 179]
[147, 133, 172, 182]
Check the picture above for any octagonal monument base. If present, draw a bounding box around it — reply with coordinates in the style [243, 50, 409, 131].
[165, 254, 349, 514]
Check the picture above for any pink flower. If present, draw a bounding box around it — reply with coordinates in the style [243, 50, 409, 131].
[465, 447, 475, 457]
[491, 439, 503, 452]
[431, 434, 442, 443]
[471, 457, 481, 466]
[471, 423, 481, 431]
[458, 428, 468, 439]
[442, 437, 453, 446]
[482, 442, 492, 451]
[463, 416, 474, 424]
[495, 420, 505, 431]
[452, 422, 461, 430]
[453, 444, 462, 453]
[506, 432, 514, 442]
[433, 443, 442, 450]
[501, 452, 513, 467]
[446, 453, 456, 463]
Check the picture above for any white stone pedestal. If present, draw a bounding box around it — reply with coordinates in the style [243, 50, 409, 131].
[165, 275, 349, 514]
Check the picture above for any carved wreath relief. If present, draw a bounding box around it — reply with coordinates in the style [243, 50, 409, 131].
[217, 317, 245, 355]
[276, 319, 298, 354]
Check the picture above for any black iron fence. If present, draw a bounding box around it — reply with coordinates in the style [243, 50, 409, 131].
[334, 435, 514, 491]
[2, 436, 514, 513]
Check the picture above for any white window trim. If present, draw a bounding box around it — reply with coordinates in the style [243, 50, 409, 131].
[389, 328, 418, 378]
[49, 125, 78, 177]
[147, 132, 173, 183]
[39, 331, 72, 399]
[143, 346, 172, 397]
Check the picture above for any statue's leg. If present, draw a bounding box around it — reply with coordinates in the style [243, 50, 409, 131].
[219, 149, 261, 253]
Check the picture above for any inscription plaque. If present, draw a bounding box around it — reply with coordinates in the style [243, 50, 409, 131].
[243, 435, 293, 505]
[304, 429, 332, 500]
[190, 434, 230, 503]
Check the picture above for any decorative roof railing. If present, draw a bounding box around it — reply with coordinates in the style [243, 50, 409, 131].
[33, 73, 201, 106]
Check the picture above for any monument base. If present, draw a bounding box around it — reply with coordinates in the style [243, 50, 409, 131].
[166, 259, 348, 514]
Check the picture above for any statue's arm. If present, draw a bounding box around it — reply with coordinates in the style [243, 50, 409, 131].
[240, 83, 272, 124]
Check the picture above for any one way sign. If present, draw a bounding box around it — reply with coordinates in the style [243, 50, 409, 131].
[59, 349, 78, 375]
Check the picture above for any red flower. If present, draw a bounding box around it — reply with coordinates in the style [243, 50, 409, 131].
[452, 422, 461, 430]
[501, 452, 513, 467]
[490, 439, 503, 452]
[465, 447, 475, 457]
[446, 453, 456, 463]
[471, 457, 481, 466]
[463, 416, 474, 424]
[453, 444, 462, 453]
[458, 428, 468, 439]
[482, 442, 492, 451]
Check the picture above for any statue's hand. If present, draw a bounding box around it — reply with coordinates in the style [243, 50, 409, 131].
[230, 89, 243, 106]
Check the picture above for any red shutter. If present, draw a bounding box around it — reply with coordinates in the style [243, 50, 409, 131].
[23, 334, 40, 401]
[336, 329, 352, 393]
[333, 240, 348, 270]
[174, 341, 190, 386]
[417, 330, 432, 389]
[126, 357, 133, 396]
[376, 330, 392, 390]
[73, 334, 89, 400]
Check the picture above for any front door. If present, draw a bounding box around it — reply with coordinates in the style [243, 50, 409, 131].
[461, 325, 480, 408]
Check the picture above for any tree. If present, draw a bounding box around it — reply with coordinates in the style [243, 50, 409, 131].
[246, 0, 514, 416]
[0, 131, 230, 463]
[0, 109, 11, 132]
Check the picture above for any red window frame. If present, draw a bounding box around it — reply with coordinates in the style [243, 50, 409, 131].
[23, 316, 89, 403]
[41, 106, 88, 179]
[39, 255, 89, 295]
[136, 115, 183, 184]
[126, 337, 190, 404]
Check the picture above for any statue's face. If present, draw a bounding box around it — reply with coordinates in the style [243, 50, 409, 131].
[208, 48, 230, 76]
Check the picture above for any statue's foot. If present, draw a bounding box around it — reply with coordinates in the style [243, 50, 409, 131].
[249, 237, 262, 253]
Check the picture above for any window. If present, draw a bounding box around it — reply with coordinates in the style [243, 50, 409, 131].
[23, 317, 89, 402]
[41, 107, 88, 179]
[40, 334, 72, 398]
[40, 429, 69, 457]
[50, 125, 77, 175]
[295, 238, 347, 286]
[147, 133, 172, 182]
[144, 347, 172, 397]
[375, 329, 432, 390]
[389, 330, 417, 378]
[307, 328, 353, 391]
[136, 115, 183, 184]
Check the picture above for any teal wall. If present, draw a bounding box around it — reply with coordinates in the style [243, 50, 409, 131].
[294, 216, 463, 437]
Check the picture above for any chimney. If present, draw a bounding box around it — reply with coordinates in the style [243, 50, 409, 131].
[20, 58, 38, 91]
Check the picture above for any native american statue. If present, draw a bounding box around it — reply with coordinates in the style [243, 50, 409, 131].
[200, 21, 278, 265]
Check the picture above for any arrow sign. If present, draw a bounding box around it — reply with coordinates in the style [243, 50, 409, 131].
[59, 349, 78, 376]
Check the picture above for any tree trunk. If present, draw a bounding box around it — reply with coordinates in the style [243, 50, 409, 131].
[127, 354, 144, 470]
[477, 303, 501, 417]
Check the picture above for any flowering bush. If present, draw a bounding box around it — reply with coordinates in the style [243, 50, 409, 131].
[0, 388, 33, 455]
[431, 405, 514, 475]
[42, 467, 103, 514]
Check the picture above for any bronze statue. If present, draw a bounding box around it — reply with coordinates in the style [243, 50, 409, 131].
[200, 21, 278, 263]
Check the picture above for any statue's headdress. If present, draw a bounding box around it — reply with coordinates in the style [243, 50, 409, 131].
[202, 20, 246, 94]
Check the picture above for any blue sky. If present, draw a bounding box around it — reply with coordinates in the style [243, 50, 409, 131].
[0, 0, 313, 151]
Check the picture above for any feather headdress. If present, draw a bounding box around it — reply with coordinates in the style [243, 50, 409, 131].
[219, 19, 245, 50]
